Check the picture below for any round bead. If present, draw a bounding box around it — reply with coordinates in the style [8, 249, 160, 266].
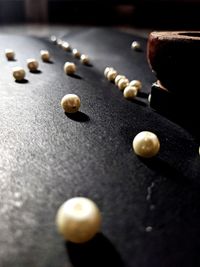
[80, 54, 90, 65]
[64, 62, 76, 75]
[107, 70, 118, 82]
[123, 86, 138, 99]
[133, 131, 160, 158]
[104, 67, 114, 78]
[40, 50, 50, 62]
[12, 67, 26, 81]
[56, 197, 102, 243]
[62, 41, 71, 51]
[27, 58, 39, 71]
[131, 41, 141, 51]
[61, 94, 81, 113]
[129, 80, 142, 91]
[57, 39, 63, 47]
[118, 78, 129, 91]
[50, 35, 57, 44]
[72, 48, 81, 59]
[5, 49, 15, 60]
[115, 75, 126, 86]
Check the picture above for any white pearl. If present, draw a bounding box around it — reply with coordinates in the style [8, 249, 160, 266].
[50, 35, 57, 44]
[104, 67, 114, 78]
[123, 86, 138, 99]
[131, 41, 141, 51]
[133, 131, 160, 158]
[64, 62, 76, 75]
[80, 54, 90, 65]
[62, 41, 71, 51]
[57, 39, 63, 46]
[129, 80, 142, 91]
[107, 70, 118, 82]
[5, 49, 15, 60]
[114, 75, 126, 86]
[118, 78, 129, 91]
[61, 94, 81, 113]
[148, 94, 151, 103]
[72, 49, 81, 59]
[40, 50, 50, 62]
[56, 197, 102, 243]
[12, 67, 26, 81]
[27, 58, 39, 71]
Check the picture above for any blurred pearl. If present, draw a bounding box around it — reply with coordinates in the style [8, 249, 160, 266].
[148, 94, 151, 103]
[131, 41, 141, 51]
[61, 94, 80, 113]
[5, 49, 15, 60]
[123, 86, 138, 99]
[133, 131, 160, 158]
[27, 58, 39, 71]
[56, 197, 102, 243]
[40, 50, 50, 62]
[107, 70, 118, 82]
[80, 54, 90, 65]
[72, 49, 81, 59]
[64, 62, 76, 75]
[104, 67, 114, 78]
[129, 80, 142, 91]
[57, 39, 63, 47]
[12, 67, 26, 81]
[115, 75, 126, 86]
[118, 78, 129, 91]
[50, 35, 57, 44]
[62, 41, 71, 51]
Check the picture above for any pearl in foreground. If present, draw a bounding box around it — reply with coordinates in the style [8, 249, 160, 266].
[64, 62, 76, 75]
[56, 197, 102, 243]
[61, 94, 81, 113]
[40, 50, 50, 62]
[115, 75, 126, 86]
[131, 41, 141, 51]
[80, 54, 90, 65]
[27, 58, 39, 71]
[133, 131, 160, 158]
[123, 86, 138, 99]
[104, 67, 114, 78]
[12, 67, 26, 81]
[129, 80, 142, 91]
[118, 78, 129, 91]
[5, 49, 15, 60]
[72, 49, 81, 59]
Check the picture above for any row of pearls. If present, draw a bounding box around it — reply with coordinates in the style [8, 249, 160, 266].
[50, 35, 90, 65]
[104, 66, 142, 100]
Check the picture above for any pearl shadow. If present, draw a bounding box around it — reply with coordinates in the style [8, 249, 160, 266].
[30, 70, 42, 74]
[8, 58, 17, 62]
[66, 233, 124, 267]
[44, 60, 54, 64]
[84, 63, 93, 67]
[65, 111, 90, 122]
[68, 73, 82, 79]
[15, 79, 29, 84]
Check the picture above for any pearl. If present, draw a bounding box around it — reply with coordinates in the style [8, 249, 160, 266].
[148, 94, 151, 103]
[56, 197, 102, 243]
[123, 86, 138, 99]
[72, 49, 81, 59]
[61, 94, 81, 113]
[133, 131, 160, 158]
[5, 49, 15, 60]
[50, 35, 57, 44]
[27, 58, 39, 71]
[40, 50, 50, 62]
[104, 67, 114, 78]
[12, 67, 26, 81]
[118, 78, 129, 91]
[62, 41, 71, 51]
[131, 41, 141, 51]
[57, 39, 63, 47]
[114, 75, 126, 86]
[129, 80, 142, 91]
[107, 70, 118, 82]
[80, 54, 90, 65]
[64, 62, 76, 75]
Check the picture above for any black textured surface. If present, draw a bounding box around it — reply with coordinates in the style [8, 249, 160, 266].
[0, 28, 200, 267]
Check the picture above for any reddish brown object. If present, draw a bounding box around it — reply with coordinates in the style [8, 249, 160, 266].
[147, 31, 200, 93]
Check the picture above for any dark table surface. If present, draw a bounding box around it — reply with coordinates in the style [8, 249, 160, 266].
[0, 27, 200, 267]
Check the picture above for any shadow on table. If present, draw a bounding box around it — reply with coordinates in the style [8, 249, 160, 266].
[66, 233, 124, 267]
[65, 111, 90, 122]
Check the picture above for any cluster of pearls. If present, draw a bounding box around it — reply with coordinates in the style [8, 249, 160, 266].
[104, 67, 142, 100]
[50, 35, 90, 65]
